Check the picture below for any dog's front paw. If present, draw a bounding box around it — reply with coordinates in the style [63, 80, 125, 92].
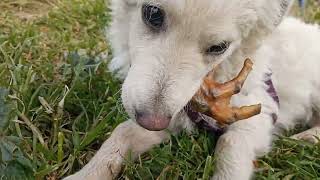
[108, 52, 130, 80]
[211, 131, 258, 180]
[212, 168, 251, 180]
[63, 153, 123, 180]
[211, 173, 231, 180]
[291, 126, 320, 144]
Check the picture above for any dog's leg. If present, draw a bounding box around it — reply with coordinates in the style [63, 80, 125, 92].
[291, 107, 320, 144]
[64, 120, 169, 180]
[212, 114, 273, 180]
[291, 125, 320, 144]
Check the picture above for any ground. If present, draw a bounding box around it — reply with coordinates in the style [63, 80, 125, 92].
[0, 0, 320, 179]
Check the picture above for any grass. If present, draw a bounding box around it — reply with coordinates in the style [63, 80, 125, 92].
[0, 0, 320, 179]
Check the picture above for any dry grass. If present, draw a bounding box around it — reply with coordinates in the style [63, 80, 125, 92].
[0, 1, 320, 180]
[0, 0, 57, 21]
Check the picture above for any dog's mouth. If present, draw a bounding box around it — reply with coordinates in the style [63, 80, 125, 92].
[184, 102, 225, 134]
[135, 103, 224, 132]
[136, 58, 264, 133]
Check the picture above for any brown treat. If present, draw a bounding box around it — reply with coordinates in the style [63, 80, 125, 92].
[191, 58, 261, 126]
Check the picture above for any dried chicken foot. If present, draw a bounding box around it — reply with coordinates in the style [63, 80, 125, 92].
[202, 59, 253, 99]
[192, 58, 261, 126]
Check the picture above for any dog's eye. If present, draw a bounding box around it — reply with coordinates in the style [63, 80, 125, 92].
[206, 42, 230, 55]
[142, 4, 165, 31]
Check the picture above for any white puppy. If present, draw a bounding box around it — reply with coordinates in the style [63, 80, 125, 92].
[65, 0, 320, 179]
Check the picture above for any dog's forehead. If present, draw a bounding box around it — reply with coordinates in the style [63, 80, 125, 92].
[143, 0, 258, 39]
[148, 0, 257, 16]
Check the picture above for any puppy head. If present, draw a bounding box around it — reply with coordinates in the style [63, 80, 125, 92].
[109, 0, 291, 131]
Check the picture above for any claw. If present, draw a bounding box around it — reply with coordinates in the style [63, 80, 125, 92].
[191, 58, 261, 126]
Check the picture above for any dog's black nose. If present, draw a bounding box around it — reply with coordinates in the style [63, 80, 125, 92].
[135, 111, 171, 131]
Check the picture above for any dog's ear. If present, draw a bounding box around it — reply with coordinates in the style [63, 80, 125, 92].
[239, 0, 292, 54]
[108, 0, 138, 79]
[257, 0, 293, 32]
[109, 0, 138, 54]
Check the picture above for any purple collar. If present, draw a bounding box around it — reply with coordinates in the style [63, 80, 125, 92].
[185, 72, 279, 135]
[264, 72, 280, 123]
[265, 73, 280, 107]
[184, 104, 225, 136]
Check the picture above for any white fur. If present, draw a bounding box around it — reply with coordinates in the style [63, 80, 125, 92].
[65, 0, 320, 179]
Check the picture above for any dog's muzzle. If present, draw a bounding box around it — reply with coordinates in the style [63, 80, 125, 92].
[135, 73, 279, 133]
